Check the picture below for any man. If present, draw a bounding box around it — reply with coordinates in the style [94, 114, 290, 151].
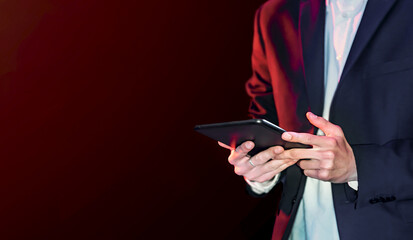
[219, 0, 413, 239]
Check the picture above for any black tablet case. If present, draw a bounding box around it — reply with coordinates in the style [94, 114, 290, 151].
[194, 119, 310, 156]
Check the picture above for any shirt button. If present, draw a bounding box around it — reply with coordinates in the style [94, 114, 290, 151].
[342, 13, 348, 18]
[336, 55, 342, 60]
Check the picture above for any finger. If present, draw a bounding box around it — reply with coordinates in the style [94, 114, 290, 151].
[281, 132, 325, 147]
[297, 159, 320, 170]
[228, 150, 246, 165]
[303, 169, 331, 181]
[238, 155, 255, 168]
[235, 141, 255, 154]
[277, 148, 322, 161]
[306, 112, 343, 137]
[263, 159, 297, 173]
[245, 159, 295, 180]
[303, 169, 319, 179]
[249, 145, 284, 166]
[233, 157, 253, 175]
[228, 141, 254, 165]
[246, 158, 295, 180]
[218, 141, 233, 150]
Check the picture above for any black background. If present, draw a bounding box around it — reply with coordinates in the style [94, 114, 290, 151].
[0, 0, 281, 239]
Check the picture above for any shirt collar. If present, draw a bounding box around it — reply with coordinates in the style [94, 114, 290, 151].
[326, 0, 367, 18]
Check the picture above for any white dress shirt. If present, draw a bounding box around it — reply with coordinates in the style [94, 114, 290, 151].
[247, 0, 368, 239]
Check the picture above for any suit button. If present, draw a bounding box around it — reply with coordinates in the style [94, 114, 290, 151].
[292, 198, 296, 204]
[385, 196, 396, 202]
[369, 198, 379, 204]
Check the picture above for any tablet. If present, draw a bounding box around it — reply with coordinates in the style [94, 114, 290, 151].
[194, 119, 311, 156]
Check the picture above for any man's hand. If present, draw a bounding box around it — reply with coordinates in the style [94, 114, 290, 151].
[218, 141, 298, 183]
[280, 112, 357, 183]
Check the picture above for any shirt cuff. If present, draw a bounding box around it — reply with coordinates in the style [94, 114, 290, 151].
[348, 180, 358, 191]
[245, 174, 280, 195]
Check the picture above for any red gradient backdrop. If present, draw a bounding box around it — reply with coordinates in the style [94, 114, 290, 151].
[0, 0, 279, 239]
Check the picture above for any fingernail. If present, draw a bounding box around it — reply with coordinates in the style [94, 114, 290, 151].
[246, 142, 253, 149]
[283, 132, 292, 140]
[308, 112, 316, 119]
[274, 147, 283, 154]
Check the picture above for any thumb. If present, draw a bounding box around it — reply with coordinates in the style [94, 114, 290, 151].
[306, 112, 343, 137]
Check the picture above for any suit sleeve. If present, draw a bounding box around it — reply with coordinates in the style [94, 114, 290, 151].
[243, 8, 284, 197]
[246, 7, 278, 124]
[352, 139, 413, 208]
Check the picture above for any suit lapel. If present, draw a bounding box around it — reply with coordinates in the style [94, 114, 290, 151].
[340, 0, 398, 81]
[278, 3, 326, 238]
[300, 0, 398, 115]
[299, 0, 326, 118]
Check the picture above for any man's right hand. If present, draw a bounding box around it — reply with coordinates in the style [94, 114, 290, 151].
[218, 141, 298, 182]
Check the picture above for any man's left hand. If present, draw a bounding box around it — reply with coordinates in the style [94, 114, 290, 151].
[280, 112, 357, 183]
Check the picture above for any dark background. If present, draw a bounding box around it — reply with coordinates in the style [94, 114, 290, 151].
[0, 0, 280, 239]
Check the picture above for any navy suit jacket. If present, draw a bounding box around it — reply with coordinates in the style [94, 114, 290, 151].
[246, 0, 413, 239]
